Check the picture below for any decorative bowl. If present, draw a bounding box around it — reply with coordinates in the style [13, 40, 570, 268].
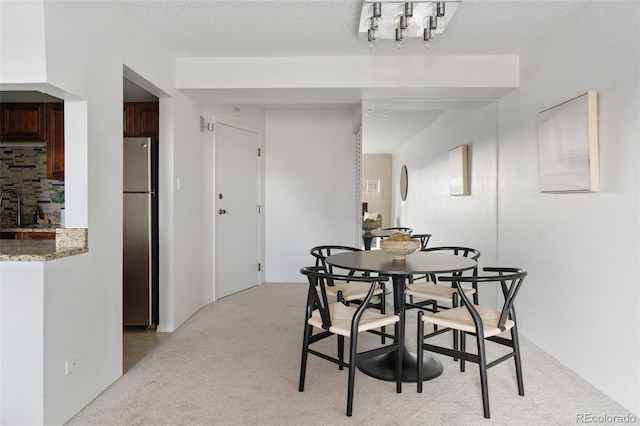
[380, 238, 420, 261]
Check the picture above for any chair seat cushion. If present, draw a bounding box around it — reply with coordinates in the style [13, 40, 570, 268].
[325, 282, 383, 301]
[421, 305, 514, 338]
[309, 303, 399, 337]
[405, 282, 475, 304]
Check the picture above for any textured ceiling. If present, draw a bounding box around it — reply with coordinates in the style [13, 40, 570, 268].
[118, 0, 587, 57]
[116, 0, 588, 152]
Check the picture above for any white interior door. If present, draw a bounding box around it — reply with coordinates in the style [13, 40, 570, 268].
[215, 121, 261, 298]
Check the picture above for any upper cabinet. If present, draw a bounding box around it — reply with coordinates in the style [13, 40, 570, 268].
[0, 103, 46, 141]
[46, 103, 64, 181]
[124, 102, 159, 137]
[0, 102, 65, 181]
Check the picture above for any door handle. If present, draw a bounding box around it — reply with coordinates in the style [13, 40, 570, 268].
[218, 209, 227, 215]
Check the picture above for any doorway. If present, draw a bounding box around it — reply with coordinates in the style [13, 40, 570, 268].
[122, 76, 160, 372]
[362, 154, 393, 229]
[214, 119, 262, 299]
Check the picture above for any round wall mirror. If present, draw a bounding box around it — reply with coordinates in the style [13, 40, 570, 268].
[400, 165, 408, 201]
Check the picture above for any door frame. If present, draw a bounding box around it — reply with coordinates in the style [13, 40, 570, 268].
[212, 117, 264, 300]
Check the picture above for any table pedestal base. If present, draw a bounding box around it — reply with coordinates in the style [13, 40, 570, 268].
[357, 348, 443, 382]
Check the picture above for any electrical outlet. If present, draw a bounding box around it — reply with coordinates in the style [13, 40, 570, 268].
[65, 355, 80, 375]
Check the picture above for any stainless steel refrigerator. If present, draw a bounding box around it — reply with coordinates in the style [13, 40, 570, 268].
[123, 137, 159, 327]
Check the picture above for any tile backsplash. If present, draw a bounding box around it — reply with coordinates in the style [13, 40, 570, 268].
[0, 146, 64, 226]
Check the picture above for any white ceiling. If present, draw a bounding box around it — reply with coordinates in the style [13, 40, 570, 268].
[116, 0, 587, 153]
[118, 0, 587, 58]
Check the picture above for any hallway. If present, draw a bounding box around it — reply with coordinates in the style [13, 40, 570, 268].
[123, 327, 169, 373]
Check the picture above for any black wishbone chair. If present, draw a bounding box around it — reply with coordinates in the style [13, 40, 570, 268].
[416, 267, 528, 419]
[381, 227, 413, 234]
[299, 266, 402, 417]
[406, 246, 480, 358]
[310, 245, 387, 342]
[411, 233, 432, 250]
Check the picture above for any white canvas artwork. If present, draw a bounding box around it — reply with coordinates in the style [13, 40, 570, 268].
[538, 91, 599, 192]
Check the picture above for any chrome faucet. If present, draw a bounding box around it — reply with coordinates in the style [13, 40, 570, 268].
[0, 189, 22, 226]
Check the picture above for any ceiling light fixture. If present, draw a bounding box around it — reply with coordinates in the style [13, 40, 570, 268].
[359, 1, 460, 51]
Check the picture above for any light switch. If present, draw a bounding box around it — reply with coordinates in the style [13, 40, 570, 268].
[366, 180, 380, 193]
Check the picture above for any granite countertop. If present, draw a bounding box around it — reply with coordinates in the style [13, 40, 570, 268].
[0, 228, 88, 261]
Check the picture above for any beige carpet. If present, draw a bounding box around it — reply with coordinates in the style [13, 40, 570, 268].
[67, 283, 633, 425]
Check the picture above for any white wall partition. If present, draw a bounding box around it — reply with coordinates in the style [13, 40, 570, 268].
[170, 92, 211, 328]
[0, 2, 180, 424]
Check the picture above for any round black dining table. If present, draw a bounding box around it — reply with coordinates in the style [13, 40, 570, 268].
[325, 249, 477, 382]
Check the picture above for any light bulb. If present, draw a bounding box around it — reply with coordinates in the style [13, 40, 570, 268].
[423, 40, 430, 50]
[394, 28, 403, 51]
[405, 15, 415, 28]
[367, 27, 379, 51]
[437, 15, 448, 29]
[369, 16, 380, 30]
[404, 2, 415, 28]
[368, 28, 379, 42]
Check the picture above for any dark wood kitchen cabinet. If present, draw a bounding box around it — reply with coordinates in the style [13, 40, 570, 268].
[0, 103, 46, 141]
[20, 231, 56, 240]
[0, 231, 55, 240]
[123, 102, 159, 137]
[46, 103, 65, 180]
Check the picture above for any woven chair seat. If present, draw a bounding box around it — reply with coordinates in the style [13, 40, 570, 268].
[325, 282, 384, 301]
[422, 305, 514, 338]
[309, 303, 399, 338]
[405, 281, 475, 304]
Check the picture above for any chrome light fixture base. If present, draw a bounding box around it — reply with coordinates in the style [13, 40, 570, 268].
[358, 1, 460, 51]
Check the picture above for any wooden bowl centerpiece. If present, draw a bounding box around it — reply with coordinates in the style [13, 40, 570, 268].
[380, 233, 420, 261]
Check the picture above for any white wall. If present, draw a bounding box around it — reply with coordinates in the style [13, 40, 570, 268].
[0, 262, 44, 425]
[0, 1, 47, 83]
[393, 104, 499, 308]
[497, 1, 639, 415]
[168, 91, 212, 329]
[0, 1, 206, 424]
[265, 108, 358, 282]
[42, 2, 178, 423]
